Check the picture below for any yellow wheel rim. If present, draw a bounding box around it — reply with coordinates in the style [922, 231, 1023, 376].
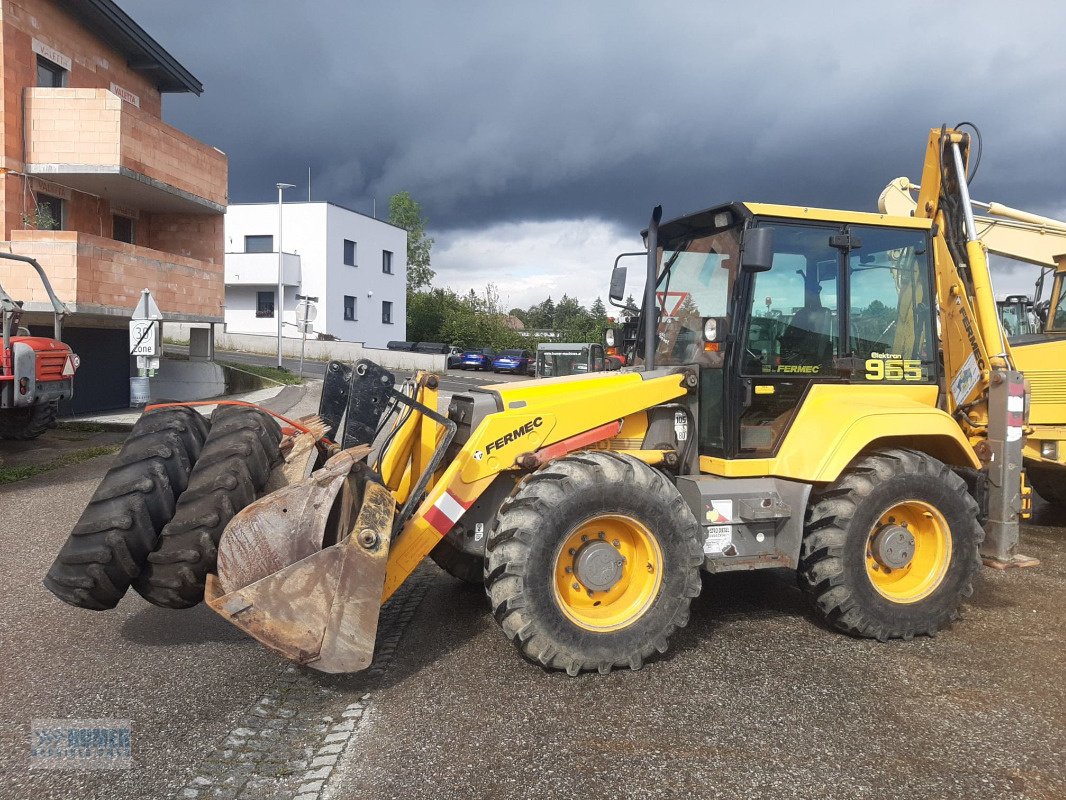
[552, 514, 663, 631]
[866, 500, 951, 603]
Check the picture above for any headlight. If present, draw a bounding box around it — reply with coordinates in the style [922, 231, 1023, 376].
[1041, 441, 1058, 460]
[703, 318, 718, 341]
[605, 329, 616, 347]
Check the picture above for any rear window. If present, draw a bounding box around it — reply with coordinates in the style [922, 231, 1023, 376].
[501, 349, 524, 356]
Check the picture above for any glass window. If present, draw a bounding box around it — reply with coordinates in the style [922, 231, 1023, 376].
[847, 226, 934, 381]
[653, 227, 742, 367]
[591, 345, 605, 371]
[245, 235, 273, 253]
[743, 224, 840, 376]
[1051, 276, 1066, 331]
[256, 291, 275, 318]
[344, 239, 357, 266]
[382, 250, 393, 274]
[382, 300, 393, 324]
[344, 295, 356, 321]
[113, 215, 134, 244]
[36, 56, 66, 88]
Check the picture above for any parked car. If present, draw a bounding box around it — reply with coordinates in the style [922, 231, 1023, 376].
[446, 347, 464, 369]
[460, 348, 496, 370]
[491, 349, 531, 374]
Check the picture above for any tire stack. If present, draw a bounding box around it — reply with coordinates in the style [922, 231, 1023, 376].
[44, 404, 282, 611]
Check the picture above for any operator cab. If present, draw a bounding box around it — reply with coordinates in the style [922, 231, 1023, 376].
[610, 201, 938, 463]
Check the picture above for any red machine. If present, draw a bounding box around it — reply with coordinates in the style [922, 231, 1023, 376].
[0, 253, 79, 439]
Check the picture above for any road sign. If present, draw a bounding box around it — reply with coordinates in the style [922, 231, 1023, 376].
[130, 319, 159, 356]
[296, 300, 318, 324]
[132, 288, 162, 320]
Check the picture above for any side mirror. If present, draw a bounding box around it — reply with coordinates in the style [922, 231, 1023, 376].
[609, 265, 628, 302]
[604, 327, 622, 348]
[741, 226, 774, 273]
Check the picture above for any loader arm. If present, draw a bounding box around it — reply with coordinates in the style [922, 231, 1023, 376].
[911, 127, 1029, 563]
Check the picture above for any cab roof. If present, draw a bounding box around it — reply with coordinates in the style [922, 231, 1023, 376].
[656, 201, 931, 243]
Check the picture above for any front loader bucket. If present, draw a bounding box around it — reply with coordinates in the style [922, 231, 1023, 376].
[205, 447, 395, 673]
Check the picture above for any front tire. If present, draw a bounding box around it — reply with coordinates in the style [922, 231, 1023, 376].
[0, 401, 58, 440]
[799, 448, 982, 641]
[485, 451, 704, 675]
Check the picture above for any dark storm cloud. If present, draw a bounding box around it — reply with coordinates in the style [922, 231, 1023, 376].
[122, 1, 1066, 234]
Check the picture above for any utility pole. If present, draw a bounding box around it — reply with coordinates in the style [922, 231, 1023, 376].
[276, 182, 295, 368]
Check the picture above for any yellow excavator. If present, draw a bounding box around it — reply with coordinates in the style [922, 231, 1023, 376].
[46, 126, 1044, 675]
[880, 172, 1066, 507]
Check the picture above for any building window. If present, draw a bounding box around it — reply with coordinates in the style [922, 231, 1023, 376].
[344, 295, 357, 321]
[36, 56, 66, 88]
[382, 300, 393, 325]
[245, 235, 274, 253]
[344, 239, 357, 266]
[382, 250, 393, 274]
[113, 215, 135, 244]
[35, 194, 63, 230]
[256, 290, 275, 318]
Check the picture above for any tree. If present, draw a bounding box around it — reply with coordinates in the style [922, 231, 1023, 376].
[590, 297, 607, 319]
[388, 191, 435, 291]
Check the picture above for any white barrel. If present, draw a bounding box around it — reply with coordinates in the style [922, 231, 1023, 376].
[130, 377, 150, 407]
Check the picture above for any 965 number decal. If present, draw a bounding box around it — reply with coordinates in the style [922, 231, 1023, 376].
[865, 355, 922, 381]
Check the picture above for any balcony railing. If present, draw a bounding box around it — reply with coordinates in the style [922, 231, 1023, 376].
[1, 230, 223, 322]
[224, 252, 301, 286]
[23, 88, 227, 214]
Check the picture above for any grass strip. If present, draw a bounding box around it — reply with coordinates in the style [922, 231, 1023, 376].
[0, 445, 121, 485]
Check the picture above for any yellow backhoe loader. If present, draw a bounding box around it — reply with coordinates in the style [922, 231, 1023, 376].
[880, 172, 1066, 507]
[46, 126, 1044, 675]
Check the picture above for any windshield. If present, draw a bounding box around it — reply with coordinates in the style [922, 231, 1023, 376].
[652, 226, 742, 366]
[537, 349, 588, 377]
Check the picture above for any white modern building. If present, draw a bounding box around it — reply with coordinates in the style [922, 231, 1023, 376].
[223, 202, 407, 348]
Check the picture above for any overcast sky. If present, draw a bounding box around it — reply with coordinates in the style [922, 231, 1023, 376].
[122, 0, 1066, 307]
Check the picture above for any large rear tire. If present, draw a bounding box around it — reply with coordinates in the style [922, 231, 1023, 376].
[799, 448, 982, 641]
[485, 451, 704, 675]
[43, 407, 209, 610]
[1026, 463, 1066, 508]
[133, 405, 282, 608]
[0, 401, 58, 440]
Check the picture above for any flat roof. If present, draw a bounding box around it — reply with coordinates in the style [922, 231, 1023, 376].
[65, 0, 203, 94]
[228, 200, 408, 232]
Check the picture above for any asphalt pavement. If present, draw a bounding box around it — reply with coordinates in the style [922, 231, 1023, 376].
[1, 374, 1063, 799]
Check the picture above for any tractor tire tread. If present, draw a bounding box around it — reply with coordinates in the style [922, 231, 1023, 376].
[133, 405, 281, 609]
[43, 407, 208, 610]
[798, 447, 982, 640]
[485, 450, 704, 675]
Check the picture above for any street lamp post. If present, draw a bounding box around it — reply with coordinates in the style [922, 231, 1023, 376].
[276, 182, 295, 368]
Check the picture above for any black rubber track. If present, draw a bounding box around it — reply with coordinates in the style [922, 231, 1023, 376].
[430, 536, 484, 584]
[43, 406, 209, 610]
[0, 400, 58, 440]
[485, 451, 705, 676]
[1026, 463, 1066, 507]
[133, 404, 282, 609]
[798, 447, 983, 641]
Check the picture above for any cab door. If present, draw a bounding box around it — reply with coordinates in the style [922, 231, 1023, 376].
[732, 222, 844, 457]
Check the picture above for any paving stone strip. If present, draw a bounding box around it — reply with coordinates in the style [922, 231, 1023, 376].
[173, 571, 431, 800]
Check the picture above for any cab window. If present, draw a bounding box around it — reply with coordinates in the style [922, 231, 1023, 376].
[847, 226, 935, 382]
[742, 223, 840, 376]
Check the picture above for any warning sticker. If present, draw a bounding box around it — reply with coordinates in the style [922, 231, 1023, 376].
[705, 499, 733, 524]
[950, 352, 980, 407]
[703, 525, 732, 554]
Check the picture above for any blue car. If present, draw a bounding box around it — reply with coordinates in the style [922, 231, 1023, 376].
[491, 349, 530, 374]
[460, 348, 496, 370]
